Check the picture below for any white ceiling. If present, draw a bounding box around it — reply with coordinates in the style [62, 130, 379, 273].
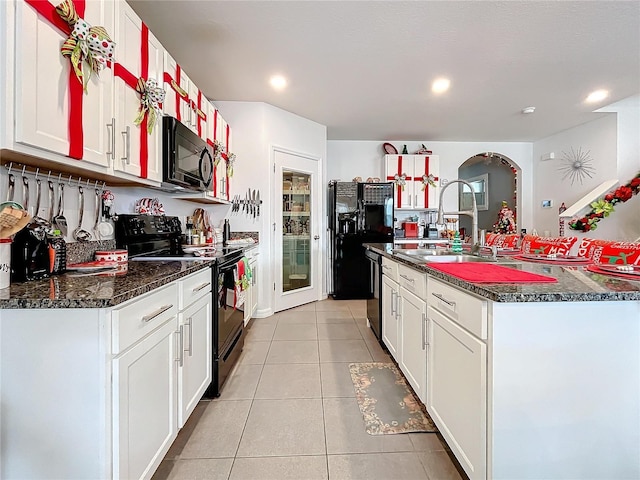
[129, 0, 640, 142]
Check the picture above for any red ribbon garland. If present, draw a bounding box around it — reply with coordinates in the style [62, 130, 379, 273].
[385, 156, 413, 207]
[24, 0, 86, 160]
[113, 23, 149, 178]
[419, 156, 438, 208]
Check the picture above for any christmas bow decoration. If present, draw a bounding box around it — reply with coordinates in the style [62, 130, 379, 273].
[394, 173, 407, 190]
[211, 139, 224, 167]
[56, 0, 115, 91]
[421, 174, 437, 190]
[133, 78, 165, 134]
[225, 152, 237, 178]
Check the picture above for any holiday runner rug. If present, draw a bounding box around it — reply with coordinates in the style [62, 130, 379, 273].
[349, 362, 437, 435]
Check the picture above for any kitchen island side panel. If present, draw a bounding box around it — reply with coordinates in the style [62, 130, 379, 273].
[0, 309, 110, 480]
[489, 300, 640, 480]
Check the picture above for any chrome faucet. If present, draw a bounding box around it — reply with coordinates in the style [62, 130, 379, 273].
[436, 179, 479, 247]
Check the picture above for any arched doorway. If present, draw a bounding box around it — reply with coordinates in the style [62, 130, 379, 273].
[457, 153, 521, 236]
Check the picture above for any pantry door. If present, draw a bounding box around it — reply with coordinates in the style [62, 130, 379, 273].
[273, 149, 321, 312]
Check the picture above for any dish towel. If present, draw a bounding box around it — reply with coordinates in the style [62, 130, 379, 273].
[233, 257, 253, 308]
[428, 262, 557, 283]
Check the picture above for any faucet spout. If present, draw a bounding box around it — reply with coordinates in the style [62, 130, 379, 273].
[436, 179, 479, 247]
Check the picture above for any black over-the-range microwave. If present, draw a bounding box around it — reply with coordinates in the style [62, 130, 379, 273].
[162, 116, 214, 191]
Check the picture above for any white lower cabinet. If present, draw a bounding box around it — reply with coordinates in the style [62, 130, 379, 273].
[381, 274, 400, 357]
[112, 318, 178, 480]
[398, 287, 427, 402]
[427, 280, 487, 480]
[178, 294, 212, 427]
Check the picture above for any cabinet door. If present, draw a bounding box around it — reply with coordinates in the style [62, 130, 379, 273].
[412, 155, 440, 210]
[163, 52, 189, 123]
[217, 117, 230, 200]
[179, 295, 212, 427]
[249, 258, 258, 317]
[112, 318, 178, 480]
[16, 0, 114, 168]
[399, 287, 427, 402]
[385, 155, 412, 209]
[184, 77, 199, 134]
[113, 2, 163, 181]
[427, 306, 487, 480]
[382, 275, 399, 358]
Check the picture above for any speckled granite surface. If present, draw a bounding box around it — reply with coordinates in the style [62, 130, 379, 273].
[366, 243, 640, 303]
[0, 260, 214, 309]
[67, 239, 117, 264]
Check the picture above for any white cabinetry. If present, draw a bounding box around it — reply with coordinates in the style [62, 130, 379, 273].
[162, 51, 190, 124]
[111, 282, 179, 479]
[397, 264, 428, 402]
[178, 268, 212, 427]
[15, 0, 115, 169]
[384, 154, 440, 209]
[381, 257, 400, 358]
[243, 248, 259, 324]
[426, 277, 487, 480]
[113, 1, 163, 182]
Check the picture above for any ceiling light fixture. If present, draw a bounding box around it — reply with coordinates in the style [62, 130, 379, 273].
[585, 89, 609, 103]
[431, 78, 450, 94]
[521, 106, 536, 114]
[270, 75, 287, 91]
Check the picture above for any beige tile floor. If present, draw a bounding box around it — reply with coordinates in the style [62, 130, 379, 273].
[153, 299, 464, 480]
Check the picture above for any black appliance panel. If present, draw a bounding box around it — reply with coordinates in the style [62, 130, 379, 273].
[216, 252, 245, 356]
[365, 249, 382, 343]
[163, 116, 213, 191]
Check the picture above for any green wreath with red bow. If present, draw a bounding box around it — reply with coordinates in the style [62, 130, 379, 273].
[569, 171, 640, 232]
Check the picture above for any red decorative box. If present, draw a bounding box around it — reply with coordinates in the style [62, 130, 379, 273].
[403, 222, 418, 238]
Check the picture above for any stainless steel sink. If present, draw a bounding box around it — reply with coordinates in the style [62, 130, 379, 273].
[393, 250, 495, 263]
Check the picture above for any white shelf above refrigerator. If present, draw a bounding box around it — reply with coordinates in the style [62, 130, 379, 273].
[559, 179, 619, 218]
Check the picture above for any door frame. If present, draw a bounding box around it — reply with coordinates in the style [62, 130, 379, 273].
[271, 145, 323, 312]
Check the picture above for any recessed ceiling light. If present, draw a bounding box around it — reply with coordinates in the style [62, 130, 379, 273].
[585, 89, 609, 103]
[270, 75, 287, 90]
[431, 78, 450, 94]
[521, 106, 536, 114]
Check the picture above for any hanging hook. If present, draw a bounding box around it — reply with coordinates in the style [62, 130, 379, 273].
[58, 173, 62, 183]
[7, 163, 13, 175]
[94, 180, 99, 189]
[77, 177, 82, 188]
[101, 181, 106, 191]
[67, 174, 73, 186]
[21, 165, 26, 177]
[35, 168, 40, 180]
[47, 171, 51, 181]
[86, 178, 90, 187]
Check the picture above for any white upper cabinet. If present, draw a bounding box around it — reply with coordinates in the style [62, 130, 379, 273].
[385, 154, 440, 210]
[162, 51, 189, 124]
[15, 0, 115, 169]
[113, 0, 164, 182]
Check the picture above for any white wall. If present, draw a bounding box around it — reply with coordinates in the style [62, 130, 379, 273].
[216, 101, 327, 316]
[531, 105, 640, 242]
[328, 141, 533, 231]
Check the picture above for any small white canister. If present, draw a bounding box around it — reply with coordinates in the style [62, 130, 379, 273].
[0, 238, 11, 289]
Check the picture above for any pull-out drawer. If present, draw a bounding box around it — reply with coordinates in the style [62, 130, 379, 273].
[179, 267, 213, 310]
[427, 277, 487, 339]
[112, 283, 179, 354]
[381, 257, 399, 282]
[398, 263, 427, 298]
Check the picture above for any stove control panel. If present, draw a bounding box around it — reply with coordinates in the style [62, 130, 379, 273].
[115, 214, 182, 237]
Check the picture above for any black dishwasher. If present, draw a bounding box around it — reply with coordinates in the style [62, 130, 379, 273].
[365, 249, 382, 343]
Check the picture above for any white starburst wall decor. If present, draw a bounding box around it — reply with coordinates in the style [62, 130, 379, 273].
[558, 147, 596, 185]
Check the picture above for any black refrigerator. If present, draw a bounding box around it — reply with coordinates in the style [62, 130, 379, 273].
[328, 181, 394, 299]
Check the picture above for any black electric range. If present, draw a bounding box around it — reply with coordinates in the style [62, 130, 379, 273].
[115, 214, 246, 397]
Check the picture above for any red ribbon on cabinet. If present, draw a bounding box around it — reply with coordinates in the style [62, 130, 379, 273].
[24, 0, 87, 160]
[162, 64, 189, 123]
[385, 155, 412, 207]
[206, 109, 219, 197]
[416, 155, 438, 208]
[195, 90, 207, 137]
[113, 23, 150, 178]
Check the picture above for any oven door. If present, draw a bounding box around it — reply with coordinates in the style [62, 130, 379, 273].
[216, 259, 244, 356]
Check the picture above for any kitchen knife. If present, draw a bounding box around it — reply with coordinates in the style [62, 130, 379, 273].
[256, 190, 260, 217]
[252, 190, 256, 218]
[248, 188, 253, 216]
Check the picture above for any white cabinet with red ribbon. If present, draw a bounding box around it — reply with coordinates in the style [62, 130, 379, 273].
[14, 0, 116, 170]
[385, 154, 440, 210]
[162, 52, 190, 126]
[113, 0, 164, 182]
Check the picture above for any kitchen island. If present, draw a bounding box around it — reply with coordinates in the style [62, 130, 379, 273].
[367, 243, 640, 480]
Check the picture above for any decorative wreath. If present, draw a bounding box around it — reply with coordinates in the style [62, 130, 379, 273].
[394, 173, 407, 190]
[569, 171, 640, 232]
[421, 174, 437, 190]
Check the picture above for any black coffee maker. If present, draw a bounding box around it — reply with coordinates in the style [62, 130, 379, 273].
[11, 227, 50, 282]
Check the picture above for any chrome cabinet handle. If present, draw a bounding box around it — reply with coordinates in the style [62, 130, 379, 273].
[178, 325, 184, 366]
[432, 292, 456, 307]
[186, 317, 193, 356]
[106, 118, 115, 161]
[414, 194, 417, 206]
[121, 126, 130, 164]
[400, 274, 415, 283]
[192, 282, 211, 293]
[141, 304, 173, 323]
[390, 291, 396, 316]
[422, 312, 427, 350]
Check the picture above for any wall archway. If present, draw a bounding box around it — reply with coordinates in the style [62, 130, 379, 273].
[457, 152, 522, 235]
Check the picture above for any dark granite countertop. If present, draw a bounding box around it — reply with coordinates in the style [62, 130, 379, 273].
[366, 243, 640, 303]
[0, 260, 214, 309]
